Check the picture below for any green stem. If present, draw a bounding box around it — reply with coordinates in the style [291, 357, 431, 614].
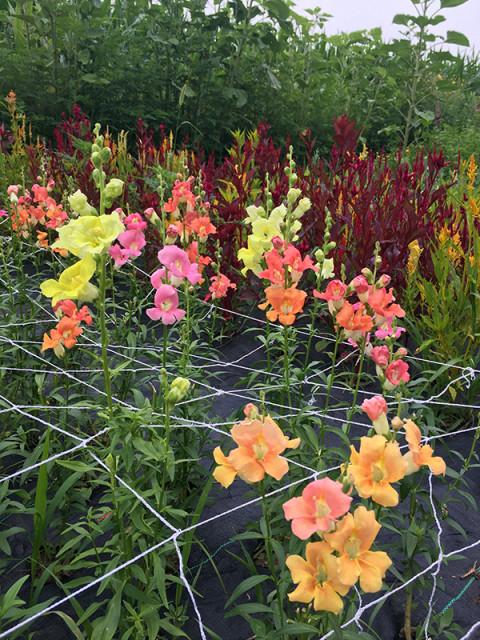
[98, 254, 113, 416]
[160, 401, 172, 507]
[403, 588, 413, 640]
[163, 323, 167, 369]
[283, 324, 292, 412]
[303, 297, 319, 371]
[319, 332, 340, 448]
[260, 484, 285, 631]
[344, 337, 367, 436]
[109, 467, 130, 565]
[182, 281, 190, 375]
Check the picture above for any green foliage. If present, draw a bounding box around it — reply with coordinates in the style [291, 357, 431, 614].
[0, 0, 477, 157]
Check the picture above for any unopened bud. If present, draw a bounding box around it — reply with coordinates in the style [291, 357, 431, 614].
[391, 416, 404, 431]
[167, 377, 191, 405]
[243, 403, 259, 420]
[361, 267, 374, 284]
[91, 151, 102, 168]
[100, 147, 112, 163]
[104, 178, 124, 199]
[342, 473, 353, 495]
[272, 236, 285, 253]
[105, 453, 116, 474]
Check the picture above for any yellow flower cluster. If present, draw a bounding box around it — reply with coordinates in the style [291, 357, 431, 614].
[41, 198, 124, 306]
[238, 190, 310, 275]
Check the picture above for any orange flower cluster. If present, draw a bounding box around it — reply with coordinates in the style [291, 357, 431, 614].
[164, 177, 216, 246]
[286, 506, 392, 613]
[213, 404, 300, 487]
[41, 300, 92, 358]
[8, 183, 68, 249]
[285, 396, 446, 613]
[258, 242, 315, 325]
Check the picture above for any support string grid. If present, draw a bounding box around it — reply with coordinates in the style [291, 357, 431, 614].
[1, 255, 479, 640]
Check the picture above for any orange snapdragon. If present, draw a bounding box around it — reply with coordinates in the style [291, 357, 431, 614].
[41, 317, 83, 358]
[286, 541, 353, 613]
[323, 506, 392, 593]
[213, 409, 300, 487]
[258, 285, 306, 325]
[403, 420, 446, 476]
[349, 435, 407, 507]
[335, 300, 373, 340]
[42, 301, 92, 358]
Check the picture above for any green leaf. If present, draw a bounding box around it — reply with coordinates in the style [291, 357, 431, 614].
[224, 574, 270, 610]
[264, 0, 290, 21]
[49, 612, 86, 640]
[81, 73, 109, 84]
[392, 13, 412, 26]
[225, 602, 274, 617]
[440, 0, 469, 7]
[157, 619, 190, 637]
[91, 585, 122, 640]
[0, 575, 28, 617]
[56, 460, 95, 473]
[272, 622, 324, 637]
[445, 30, 470, 46]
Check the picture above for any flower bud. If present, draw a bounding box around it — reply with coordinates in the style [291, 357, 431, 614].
[287, 188, 301, 204]
[361, 267, 374, 284]
[100, 147, 112, 163]
[243, 403, 259, 420]
[271, 236, 285, 253]
[105, 453, 117, 474]
[104, 178, 124, 199]
[391, 416, 404, 431]
[342, 473, 353, 495]
[167, 377, 191, 405]
[68, 189, 98, 216]
[377, 274, 391, 288]
[91, 151, 102, 168]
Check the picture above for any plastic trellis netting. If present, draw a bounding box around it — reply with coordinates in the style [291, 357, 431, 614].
[1, 232, 480, 640]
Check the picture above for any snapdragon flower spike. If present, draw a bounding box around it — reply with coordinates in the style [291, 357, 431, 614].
[146, 284, 185, 325]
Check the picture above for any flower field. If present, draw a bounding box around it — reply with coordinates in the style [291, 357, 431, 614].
[1, 97, 480, 640]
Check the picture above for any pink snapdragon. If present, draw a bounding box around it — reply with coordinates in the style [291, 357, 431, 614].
[283, 478, 352, 540]
[313, 280, 347, 314]
[124, 212, 147, 231]
[118, 229, 146, 256]
[361, 396, 390, 436]
[109, 244, 132, 267]
[146, 284, 185, 325]
[209, 274, 236, 299]
[351, 274, 370, 302]
[370, 345, 390, 369]
[385, 360, 410, 390]
[157, 245, 202, 286]
[375, 317, 405, 340]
